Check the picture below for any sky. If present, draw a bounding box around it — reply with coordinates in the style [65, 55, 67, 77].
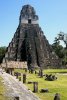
[0, 0, 67, 47]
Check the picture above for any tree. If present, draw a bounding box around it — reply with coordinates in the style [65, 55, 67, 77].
[0, 46, 6, 63]
[62, 48, 67, 65]
[52, 37, 67, 65]
[52, 37, 64, 58]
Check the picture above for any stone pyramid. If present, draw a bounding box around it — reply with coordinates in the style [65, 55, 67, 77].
[3, 5, 61, 68]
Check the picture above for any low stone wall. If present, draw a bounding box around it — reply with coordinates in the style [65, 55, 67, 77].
[1, 61, 27, 69]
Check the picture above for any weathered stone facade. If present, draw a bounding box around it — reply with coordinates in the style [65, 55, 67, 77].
[3, 5, 61, 68]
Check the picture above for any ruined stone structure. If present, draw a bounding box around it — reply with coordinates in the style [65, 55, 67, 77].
[3, 5, 61, 68]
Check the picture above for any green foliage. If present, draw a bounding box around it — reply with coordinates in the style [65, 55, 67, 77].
[52, 37, 67, 65]
[52, 38, 64, 58]
[63, 49, 67, 64]
[0, 46, 6, 63]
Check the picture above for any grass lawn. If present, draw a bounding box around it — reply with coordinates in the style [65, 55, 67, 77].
[15, 69, 67, 100]
[0, 76, 13, 100]
[0, 77, 6, 100]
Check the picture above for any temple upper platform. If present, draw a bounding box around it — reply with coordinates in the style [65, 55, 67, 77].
[19, 5, 39, 24]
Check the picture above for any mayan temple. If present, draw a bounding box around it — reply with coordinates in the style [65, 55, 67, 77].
[3, 5, 61, 68]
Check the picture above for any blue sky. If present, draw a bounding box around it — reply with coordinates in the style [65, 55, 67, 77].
[0, 0, 67, 47]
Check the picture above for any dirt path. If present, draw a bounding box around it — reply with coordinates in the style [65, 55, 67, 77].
[0, 70, 40, 100]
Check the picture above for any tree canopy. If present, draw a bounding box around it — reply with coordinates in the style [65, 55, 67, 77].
[52, 37, 67, 65]
[0, 46, 6, 63]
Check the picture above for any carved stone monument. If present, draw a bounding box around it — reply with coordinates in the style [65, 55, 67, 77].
[3, 5, 61, 69]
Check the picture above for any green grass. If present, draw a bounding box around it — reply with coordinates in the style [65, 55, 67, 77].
[44, 69, 67, 74]
[0, 77, 13, 100]
[14, 69, 67, 100]
[0, 77, 6, 100]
